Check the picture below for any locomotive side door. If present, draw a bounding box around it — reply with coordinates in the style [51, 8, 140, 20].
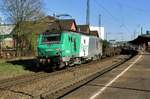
[71, 34, 77, 56]
[69, 33, 75, 57]
[79, 35, 89, 57]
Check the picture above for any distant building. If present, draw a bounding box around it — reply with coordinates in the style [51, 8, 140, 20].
[18, 16, 78, 35]
[77, 25, 90, 34]
[0, 25, 15, 35]
[129, 34, 150, 51]
[48, 19, 77, 31]
[77, 25, 100, 37]
[90, 30, 99, 37]
[0, 24, 15, 49]
[90, 26, 105, 40]
[10, 16, 78, 52]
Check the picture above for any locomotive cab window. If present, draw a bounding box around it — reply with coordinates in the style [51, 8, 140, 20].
[42, 33, 61, 44]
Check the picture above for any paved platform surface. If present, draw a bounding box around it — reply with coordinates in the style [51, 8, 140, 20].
[62, 52, 150, 99]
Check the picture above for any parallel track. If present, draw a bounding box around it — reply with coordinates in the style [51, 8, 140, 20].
[0, 57, 131, 99]
[40, 54, 135, 99]
[0, 56, 116, 97]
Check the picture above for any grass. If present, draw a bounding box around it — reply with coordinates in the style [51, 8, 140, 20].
[0, 61, 32, 79]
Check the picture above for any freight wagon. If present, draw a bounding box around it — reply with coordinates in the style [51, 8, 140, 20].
[37, 30, 102, 69]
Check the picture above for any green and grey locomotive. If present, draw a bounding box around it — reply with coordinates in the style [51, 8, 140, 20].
[37, 30, 102, 69]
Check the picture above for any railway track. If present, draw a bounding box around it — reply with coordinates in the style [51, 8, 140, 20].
[0, 66, 82, 90]
[0, 56, 117, 96]
[0, 51, 136, 99]
[39, 54, 135, 99]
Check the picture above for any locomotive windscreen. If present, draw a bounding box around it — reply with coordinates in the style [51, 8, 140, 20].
[42, 33, 61, 44]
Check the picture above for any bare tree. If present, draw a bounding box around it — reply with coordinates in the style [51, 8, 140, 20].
[2, 0, 44, 23]
[1, 0, 44, 56]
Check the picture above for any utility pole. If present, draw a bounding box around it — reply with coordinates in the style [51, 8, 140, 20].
[141, 27, 143, 35]
[99, 14, 101, 38]
[134, 30, 136, 39]
[99, 14, 101, 27]
[86, 0, 90, 25]
[105, 32, 107, 41]
[53, 13, 56, 17]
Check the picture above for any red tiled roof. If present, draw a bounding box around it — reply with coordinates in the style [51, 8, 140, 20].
[47, 19, 77, 31]
[77, 25, 90, 34]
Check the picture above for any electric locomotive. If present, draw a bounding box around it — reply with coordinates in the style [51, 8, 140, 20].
[37, 30, 102, 69]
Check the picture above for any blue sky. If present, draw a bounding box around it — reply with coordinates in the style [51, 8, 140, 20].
[43, 0, 150, 41]
[1, 0, 150, 41]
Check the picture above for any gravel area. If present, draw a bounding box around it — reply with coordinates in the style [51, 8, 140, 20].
[0, 55, 128, 99]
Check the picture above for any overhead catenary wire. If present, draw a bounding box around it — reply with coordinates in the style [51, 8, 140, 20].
[114, 0, 150, 37]
[94, 0, 131, 33]
[115, 0, 150, 13]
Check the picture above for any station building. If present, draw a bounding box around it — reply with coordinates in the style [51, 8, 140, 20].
[129, 33, 150, 52]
